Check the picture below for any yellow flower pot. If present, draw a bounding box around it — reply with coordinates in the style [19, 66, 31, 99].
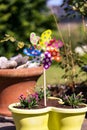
[49, 107, 87, 130]
[8, 103, 87, 130]
[9, 103, 50, 130]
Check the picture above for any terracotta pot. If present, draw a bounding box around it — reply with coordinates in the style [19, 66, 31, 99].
[0, 66, 43, 116]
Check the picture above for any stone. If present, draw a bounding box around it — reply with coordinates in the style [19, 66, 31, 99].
[0, 57, 8, 69]
[16, 63, 28, 69]
[28, 62, 40, 68]
[6, 60, 17, 68]
[0, 54, 40, 69]
[10, 54, 29, 66]
[0, 56, 17, 69]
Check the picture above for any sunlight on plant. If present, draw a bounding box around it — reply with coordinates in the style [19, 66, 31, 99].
[61, 92, 85, 108]
[18, 88, 50, 109]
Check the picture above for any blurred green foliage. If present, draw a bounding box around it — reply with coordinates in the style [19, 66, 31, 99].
[80, 54, 87, 65]
[68, 0, 87, 16]
[0, 0, 57, 57]
[62, 0, 87, 17]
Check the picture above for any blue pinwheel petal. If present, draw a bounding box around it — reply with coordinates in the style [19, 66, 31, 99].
[32, 49, 42, 56]
[23, 47, 42, 57]
[23, 48, 33, 56]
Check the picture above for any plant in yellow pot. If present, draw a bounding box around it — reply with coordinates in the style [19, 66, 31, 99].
[8, 89, 51, 130]
[8, 88, 87, 130]
[48, 92, 87, 130]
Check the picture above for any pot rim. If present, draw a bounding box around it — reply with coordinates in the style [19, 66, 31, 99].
[0, 66, 43, 78]
[8, 102, 87, 114]
[51, 105, 87, 113]
[8, 103, 51, 114]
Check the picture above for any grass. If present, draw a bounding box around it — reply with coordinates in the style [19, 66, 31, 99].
[37, 65, 64, 87]
[36, 64, 87, 88]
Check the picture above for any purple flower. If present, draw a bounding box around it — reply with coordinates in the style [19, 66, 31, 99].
[18, 94, 26, 100]
[34, 93, 39, 101]
[28, 99, 31, 103]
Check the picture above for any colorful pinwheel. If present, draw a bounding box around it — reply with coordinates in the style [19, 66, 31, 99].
[23, 29, 63, 70]
[23, 29, 64, 107]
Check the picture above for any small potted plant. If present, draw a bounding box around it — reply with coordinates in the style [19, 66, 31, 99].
[8, 88, 87, 130]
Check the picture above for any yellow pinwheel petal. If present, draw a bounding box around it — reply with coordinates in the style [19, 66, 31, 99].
[39, 29, 52, 50]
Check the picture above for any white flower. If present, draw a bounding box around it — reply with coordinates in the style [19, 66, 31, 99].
[82, 45, 87, 53]
[75, 46, 85, 56]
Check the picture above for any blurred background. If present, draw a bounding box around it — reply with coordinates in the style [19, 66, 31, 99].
[0, 0, 87, 58]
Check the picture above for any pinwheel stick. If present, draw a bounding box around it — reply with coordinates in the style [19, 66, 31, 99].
[44, 68, 47, 106]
